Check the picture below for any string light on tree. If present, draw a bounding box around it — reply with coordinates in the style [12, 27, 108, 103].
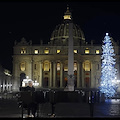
[100, 33, 118, 98]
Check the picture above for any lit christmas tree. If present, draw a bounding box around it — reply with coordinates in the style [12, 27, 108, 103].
[100, 33, 118, 98]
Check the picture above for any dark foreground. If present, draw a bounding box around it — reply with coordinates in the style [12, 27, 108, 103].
[0, 93, 120, 118]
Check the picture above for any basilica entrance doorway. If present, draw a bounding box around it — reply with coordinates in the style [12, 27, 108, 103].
[20, 73, 26, 87]
[44, 77, 48, 87]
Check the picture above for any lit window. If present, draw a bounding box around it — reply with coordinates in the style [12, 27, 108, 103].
[74, 62, 77, 71]
[96, 50, 99, 54]
[63, 7, 71, 20]
[44, 50, 49, 54]
[83, 60, 91, 71]
[34, 49, 38, 54]
[57, 62, 60, 71]
[85, 48, 89, 54]
[44, 62, 49, 71]
[21, 48, 26, 54]
[57, 50, 60, 53]
[64, 15, 71, 20]
[64, 68, 68, 71]
[64, 63, 68, 71]
[74, 50, 77, 53]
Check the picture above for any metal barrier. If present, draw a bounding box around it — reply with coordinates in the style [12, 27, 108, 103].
[18, 89, 103, 118]
[18, 91, 46, 118]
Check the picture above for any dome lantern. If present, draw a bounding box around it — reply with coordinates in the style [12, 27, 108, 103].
[63, 6, 72, 20]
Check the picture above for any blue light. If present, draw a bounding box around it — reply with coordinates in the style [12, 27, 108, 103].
[99, 33, 118, 98]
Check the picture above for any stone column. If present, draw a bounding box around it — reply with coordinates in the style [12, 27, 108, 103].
[77, 61, 80, 88]
[79, 61, 82, 88]
[28, 59, 33, 80]
[53, 61, 57, 88]
[13, 61, 19, 91]
[81, 62, 84, 88]
[6, 76, 8, 91]
[49, 61, 53, 87]
[60, 62, 64, 88]
[39, 60, 43, 87]
[10, 77, 12, 91]
[3, 76, 5, 92]
[31, 59, 33, 80]
[91, 61, 95, 88]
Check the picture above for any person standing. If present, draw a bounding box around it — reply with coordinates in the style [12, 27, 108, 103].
[24, 80, 37, 118]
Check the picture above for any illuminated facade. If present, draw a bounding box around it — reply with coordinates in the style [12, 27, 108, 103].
[12, 7, 120, 91]
[0, 65, 12, 92]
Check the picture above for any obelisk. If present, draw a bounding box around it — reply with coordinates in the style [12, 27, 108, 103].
[67, 22, 74, 91]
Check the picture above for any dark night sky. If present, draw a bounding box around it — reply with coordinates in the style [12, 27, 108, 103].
[0, 1, 120, 72]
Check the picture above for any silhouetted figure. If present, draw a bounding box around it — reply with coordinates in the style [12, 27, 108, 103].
[89, 91, 94, 117]
[24, 81, 37, 118]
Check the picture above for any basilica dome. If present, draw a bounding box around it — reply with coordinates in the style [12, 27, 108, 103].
[50, 7, 85, 46]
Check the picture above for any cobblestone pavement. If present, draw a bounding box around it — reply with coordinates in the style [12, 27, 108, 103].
[39, 100, 120, 118]
[0, 99, 21, 118]
[0, 95, 120, 118]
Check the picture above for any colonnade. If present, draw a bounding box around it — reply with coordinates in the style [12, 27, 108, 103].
[13, 59, 100, 91]
[37, 60, 91, 88]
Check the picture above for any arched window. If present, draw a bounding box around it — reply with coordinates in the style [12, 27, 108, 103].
[83, 60, 91, 71]
[74, 62, 77, 71]
[44, 61, 50, 71]
[57, 62, 60, 71]
[85, 48, 89, 54]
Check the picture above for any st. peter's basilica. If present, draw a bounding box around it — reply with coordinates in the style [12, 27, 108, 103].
[12, 7, 120, 91]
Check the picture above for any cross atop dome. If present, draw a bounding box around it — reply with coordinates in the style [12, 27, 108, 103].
[63, 5, 72, 20]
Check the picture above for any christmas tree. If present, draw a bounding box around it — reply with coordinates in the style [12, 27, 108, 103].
[100, 33, 117, 98]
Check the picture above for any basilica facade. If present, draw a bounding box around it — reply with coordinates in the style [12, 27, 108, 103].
[12, 7, 120, 91]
